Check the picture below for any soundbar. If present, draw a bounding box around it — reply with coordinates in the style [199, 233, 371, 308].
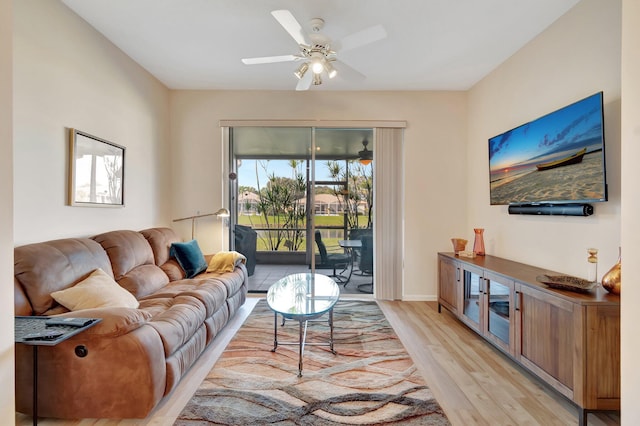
[508, 203, 594, 216]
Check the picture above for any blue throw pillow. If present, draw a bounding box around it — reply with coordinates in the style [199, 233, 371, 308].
[170, 239, 207, 278]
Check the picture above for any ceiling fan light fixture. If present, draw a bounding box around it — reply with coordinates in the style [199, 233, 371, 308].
[294, 62, 309, 79]
[311, 60, 324, 74]
[358, 139, 373, 165]
[325, 61, 337, 78]
[310, 52, 325, 74]
[241, 10, 386, 91]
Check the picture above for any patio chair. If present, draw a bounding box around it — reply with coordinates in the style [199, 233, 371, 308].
[358, 234, 373, 275]
[357, 234, 374, 294]
[313, 230, 351, 285]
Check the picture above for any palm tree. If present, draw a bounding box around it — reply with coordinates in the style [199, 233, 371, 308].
[325, 160, 372, 229]
[253, 161, 307, 251]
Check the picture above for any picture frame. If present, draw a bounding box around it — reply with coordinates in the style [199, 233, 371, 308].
[68, 128, 125, 207]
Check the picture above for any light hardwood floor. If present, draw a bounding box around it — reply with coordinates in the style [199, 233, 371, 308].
[17, 297, 620, 425]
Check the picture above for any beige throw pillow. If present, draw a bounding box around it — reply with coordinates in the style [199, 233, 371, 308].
[51, 268, 139, 311]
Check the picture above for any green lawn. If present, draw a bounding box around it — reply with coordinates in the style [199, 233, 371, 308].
[237, 214, 368, 252]
[238, 214, 368, 227]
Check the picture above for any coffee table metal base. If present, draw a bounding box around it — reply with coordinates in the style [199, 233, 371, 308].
[271, 309, 336, 377]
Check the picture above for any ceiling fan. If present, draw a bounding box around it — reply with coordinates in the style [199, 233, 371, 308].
[241, 10, 387, 91]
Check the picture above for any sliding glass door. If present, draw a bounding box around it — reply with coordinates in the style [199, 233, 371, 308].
[230, 127, 311, 268]
[229, 126, 374, 290]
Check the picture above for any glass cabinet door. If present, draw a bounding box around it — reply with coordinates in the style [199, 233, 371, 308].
[460, 264, 515, 355]
[462, 266, 483, 331]
[484, 271, 515, 354]
[486, 280, 510, 345]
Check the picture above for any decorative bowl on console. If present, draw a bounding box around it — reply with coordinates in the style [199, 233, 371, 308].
[535, 274, 597, 293]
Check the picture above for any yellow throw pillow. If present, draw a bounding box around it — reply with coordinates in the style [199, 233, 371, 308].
[51, 268, 139, 311]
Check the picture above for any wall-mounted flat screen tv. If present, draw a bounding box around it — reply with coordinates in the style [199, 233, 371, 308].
[489, 92, 607, 206]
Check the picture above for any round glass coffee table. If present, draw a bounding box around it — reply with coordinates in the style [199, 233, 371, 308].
[267, 273, 340, 377]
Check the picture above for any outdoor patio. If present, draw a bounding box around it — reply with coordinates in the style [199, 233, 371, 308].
[247, 263, 374, 295]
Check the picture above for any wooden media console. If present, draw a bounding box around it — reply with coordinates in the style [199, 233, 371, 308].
[437, 252, 620, 425]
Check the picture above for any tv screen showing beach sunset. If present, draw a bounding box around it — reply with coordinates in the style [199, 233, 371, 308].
[489, 92, 607, 205]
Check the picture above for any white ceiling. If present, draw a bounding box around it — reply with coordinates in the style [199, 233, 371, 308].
[61, 0, 580, 91]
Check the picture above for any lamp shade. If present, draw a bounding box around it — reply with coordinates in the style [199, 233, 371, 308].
[294, 62, 309, 80]
[324, 61, 337, 79]
[214, 208, 230, 217]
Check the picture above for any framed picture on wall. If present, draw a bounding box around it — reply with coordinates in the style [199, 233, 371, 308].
[68, 128, 125, 207]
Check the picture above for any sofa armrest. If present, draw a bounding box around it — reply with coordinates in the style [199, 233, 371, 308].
[15, 313, 166, 419]
[51, 307, 152, 338]
[15, 277, 32, 316]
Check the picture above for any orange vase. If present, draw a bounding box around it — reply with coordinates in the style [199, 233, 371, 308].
[601, 247, 621, 295]
[473, 228, 485, 256]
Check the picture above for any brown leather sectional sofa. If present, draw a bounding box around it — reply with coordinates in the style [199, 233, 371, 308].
[14, 227, 248, 419]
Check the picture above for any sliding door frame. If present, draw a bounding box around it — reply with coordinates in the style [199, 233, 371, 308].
[221, 120, 406, 300]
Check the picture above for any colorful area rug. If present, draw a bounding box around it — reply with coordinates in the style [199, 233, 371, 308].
[175, 299, 450, 425]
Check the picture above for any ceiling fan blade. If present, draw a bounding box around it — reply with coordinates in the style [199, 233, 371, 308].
[334, 60, 366, 81]
[271, 10, 309, 46]
[296, 70, 313, 91]
[335, 24, 387, 52]
[241, 54, 299, 65]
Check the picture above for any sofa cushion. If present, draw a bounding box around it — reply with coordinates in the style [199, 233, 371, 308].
[159, 259, 186, 281]
[170, 240, 207, 278]
[140, 294, 207, 357]
[141, 278, 227, 318]
[92, 230, 156, 277]
[92, 230, 170, 298]
[140, 227, 186, 281]
[51, 268, 139, 311]
[14, 238, 114, 315]
[140, 227, 180, 266]
[200, 264, 248, 299]
[116, 264, 172, 299]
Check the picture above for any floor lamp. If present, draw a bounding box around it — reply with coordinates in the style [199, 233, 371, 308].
[172, 208, 230, 240]
[214, 208, 231, 250]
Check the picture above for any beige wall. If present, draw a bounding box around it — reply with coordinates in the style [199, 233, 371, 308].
[13, 0, 171, 245]
[621, 0, 640, 422]
[1, 0, 14, 423]
[467, 0, 622, 276]
[170, 90, 467, 298]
